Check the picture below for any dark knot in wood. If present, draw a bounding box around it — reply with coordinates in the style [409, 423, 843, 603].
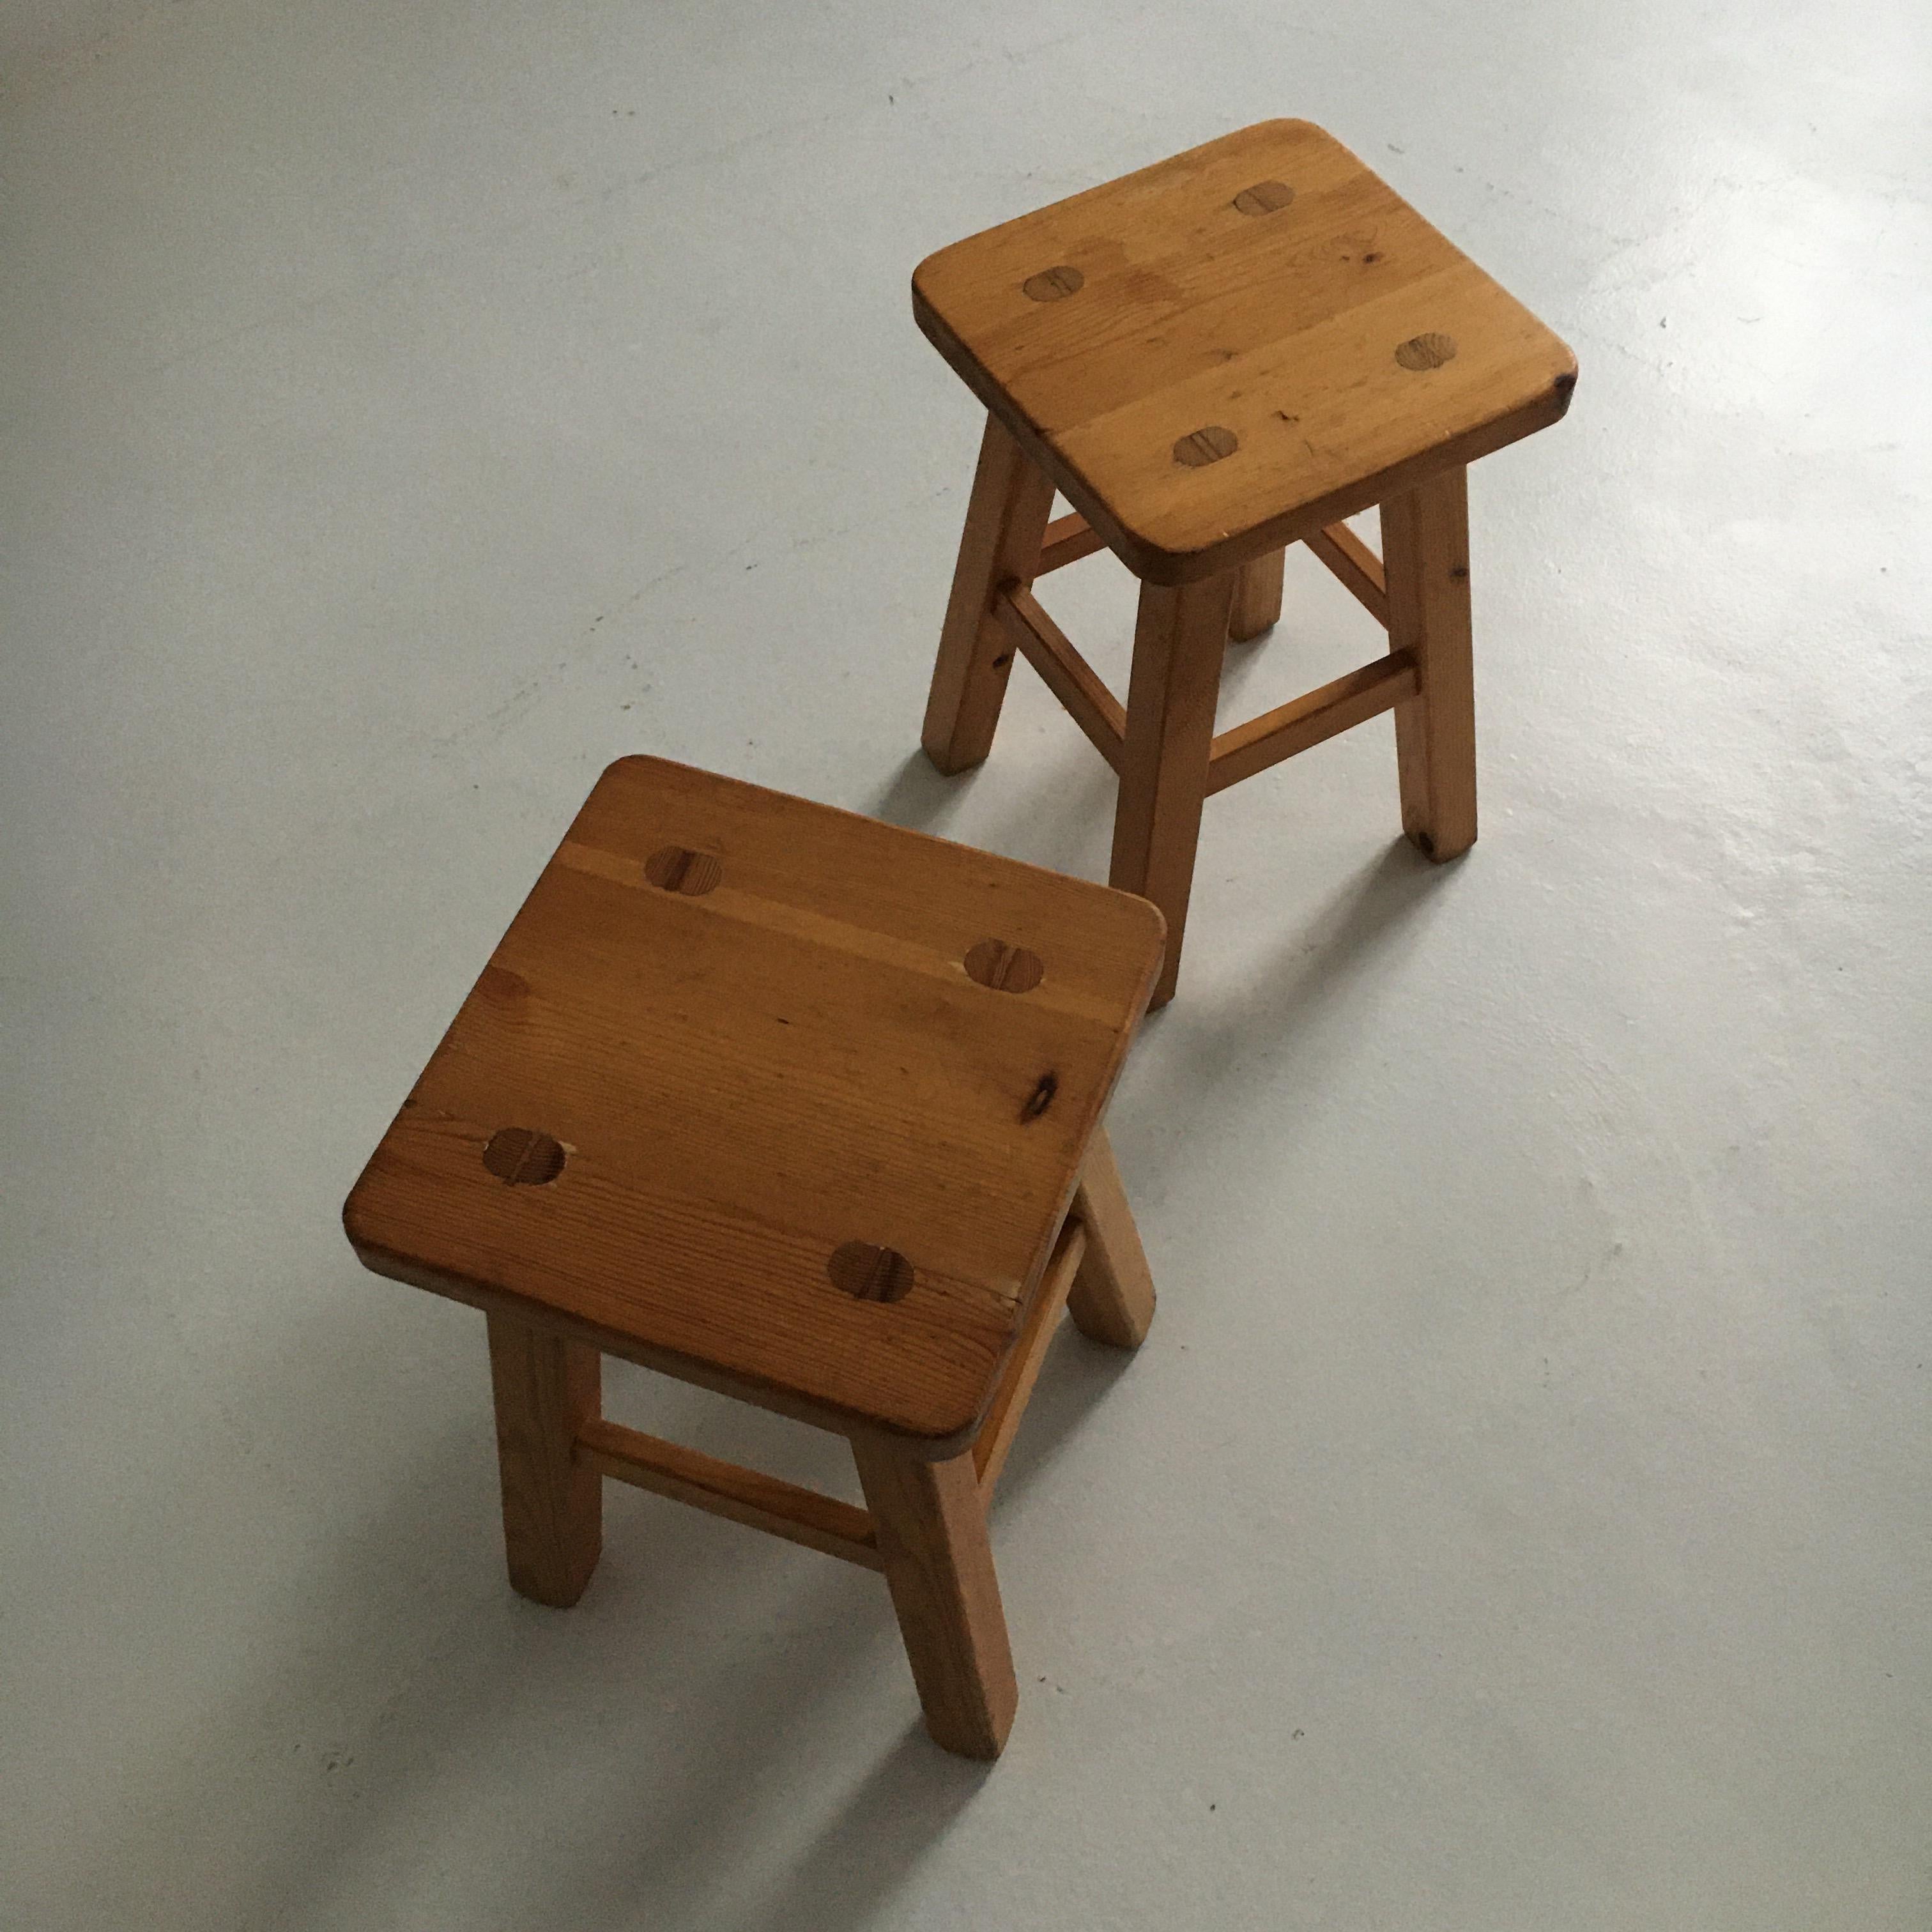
[1020, 1072, 1059, 1122]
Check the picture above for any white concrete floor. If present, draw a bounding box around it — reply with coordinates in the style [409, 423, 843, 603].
[4, 1, 1929, 1926]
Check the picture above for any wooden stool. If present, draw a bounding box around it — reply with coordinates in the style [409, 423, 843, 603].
[915, 119, 1577, 1004]
[342, 756, 1165, 1759]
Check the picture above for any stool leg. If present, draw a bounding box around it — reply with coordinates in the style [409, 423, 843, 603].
[1383, 466, 1476, 860]
[1110, 571, 1238, 1008]
[486, 1312, 602, 1608]
[921, 413, 1058, 774]
[852, 1438, 1018, 1759]
[1229, 546, 1285, 643]
[1066, 1126, 1156, 1348]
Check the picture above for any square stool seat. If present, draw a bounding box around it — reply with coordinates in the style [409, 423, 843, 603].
[345, 755, 1165, 1451]
[914, 117, 1577, 586]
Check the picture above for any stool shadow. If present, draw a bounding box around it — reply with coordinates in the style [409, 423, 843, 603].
[522, 1347, 1137, 1930]
[862, 748, 1118, 885]
[514, 1545, 990, 1932]
[1126, 835, 1445, 1198]
[102, 1413, 586, 1932]
[862, 750, 972, 837]
[989, 1322, 1148, 1507]
[664, 1349, 1139, 1932]
[83, 1298, 916, 1932]
[537, 1707, 989, 1932]
[229, 1427, 965, 1932]
[732, 1730, 990, 1930]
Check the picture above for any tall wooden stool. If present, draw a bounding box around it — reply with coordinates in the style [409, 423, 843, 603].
[915, 119, 1577, 1004]
[342, 756, 1165, 1760]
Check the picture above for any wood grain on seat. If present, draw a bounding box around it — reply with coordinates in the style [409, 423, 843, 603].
[344, 756, 1165, 1451]
[914, 119, 1575, 584]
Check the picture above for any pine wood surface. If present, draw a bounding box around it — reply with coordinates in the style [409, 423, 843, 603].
[344, 756, 1164, 1449]
[914, 119, 1575, 585]
[1385, 465, 1479, 859]
[853, 1438, 1018, 1758]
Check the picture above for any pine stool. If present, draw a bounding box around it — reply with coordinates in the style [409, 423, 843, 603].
[915, 119, 1577, 1004]
[342, 755, 1166, 1759]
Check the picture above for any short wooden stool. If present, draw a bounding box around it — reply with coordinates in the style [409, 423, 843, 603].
[343, 755, 1165, 1759]
[915, 119, 1577, 1004]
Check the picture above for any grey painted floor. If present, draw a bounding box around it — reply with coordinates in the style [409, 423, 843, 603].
[4, 2, 1929, 1926]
